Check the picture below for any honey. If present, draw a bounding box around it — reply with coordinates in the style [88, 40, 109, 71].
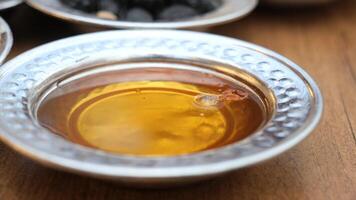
[37, 67, 266, 156]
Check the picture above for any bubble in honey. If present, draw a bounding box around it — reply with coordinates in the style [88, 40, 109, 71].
[194, 94, 222, 109]
[194, 89, 248, 110]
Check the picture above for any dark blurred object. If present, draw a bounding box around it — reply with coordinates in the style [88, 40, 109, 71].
[262, 0, 336, 6]
[0, 4, 82, 58]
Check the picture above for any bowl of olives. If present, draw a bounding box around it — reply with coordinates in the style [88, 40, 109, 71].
[26, 0, 258, 29]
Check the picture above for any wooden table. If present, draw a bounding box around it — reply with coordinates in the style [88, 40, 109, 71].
[1, 1, 355, 199]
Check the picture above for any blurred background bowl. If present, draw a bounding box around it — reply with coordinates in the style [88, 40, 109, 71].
[25, 0, 258, 30]
[0, 17, 13, 64]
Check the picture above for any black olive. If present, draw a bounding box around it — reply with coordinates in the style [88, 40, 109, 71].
[129, 0, 166, 9]
[125, 7, 154, 22]
[158, 4, 199, 21]
[179, 0, 221, 12]
[60, 0, 98, 12]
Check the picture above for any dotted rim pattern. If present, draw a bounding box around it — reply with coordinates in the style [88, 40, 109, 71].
[0, 30, 323, 179]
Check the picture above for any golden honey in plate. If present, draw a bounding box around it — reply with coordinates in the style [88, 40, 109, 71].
[37, 67, 266, 156]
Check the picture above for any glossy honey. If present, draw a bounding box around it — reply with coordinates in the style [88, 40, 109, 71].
[37, 67, 266, 156]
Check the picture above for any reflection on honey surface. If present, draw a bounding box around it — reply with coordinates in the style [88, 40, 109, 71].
[38, 68, 265, 156]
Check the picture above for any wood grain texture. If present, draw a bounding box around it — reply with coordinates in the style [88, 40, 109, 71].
[0, 1, 355, 199]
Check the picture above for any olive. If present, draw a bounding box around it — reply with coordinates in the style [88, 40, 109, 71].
[125, 7, 154, 22]
[158, 4, 199, 21]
